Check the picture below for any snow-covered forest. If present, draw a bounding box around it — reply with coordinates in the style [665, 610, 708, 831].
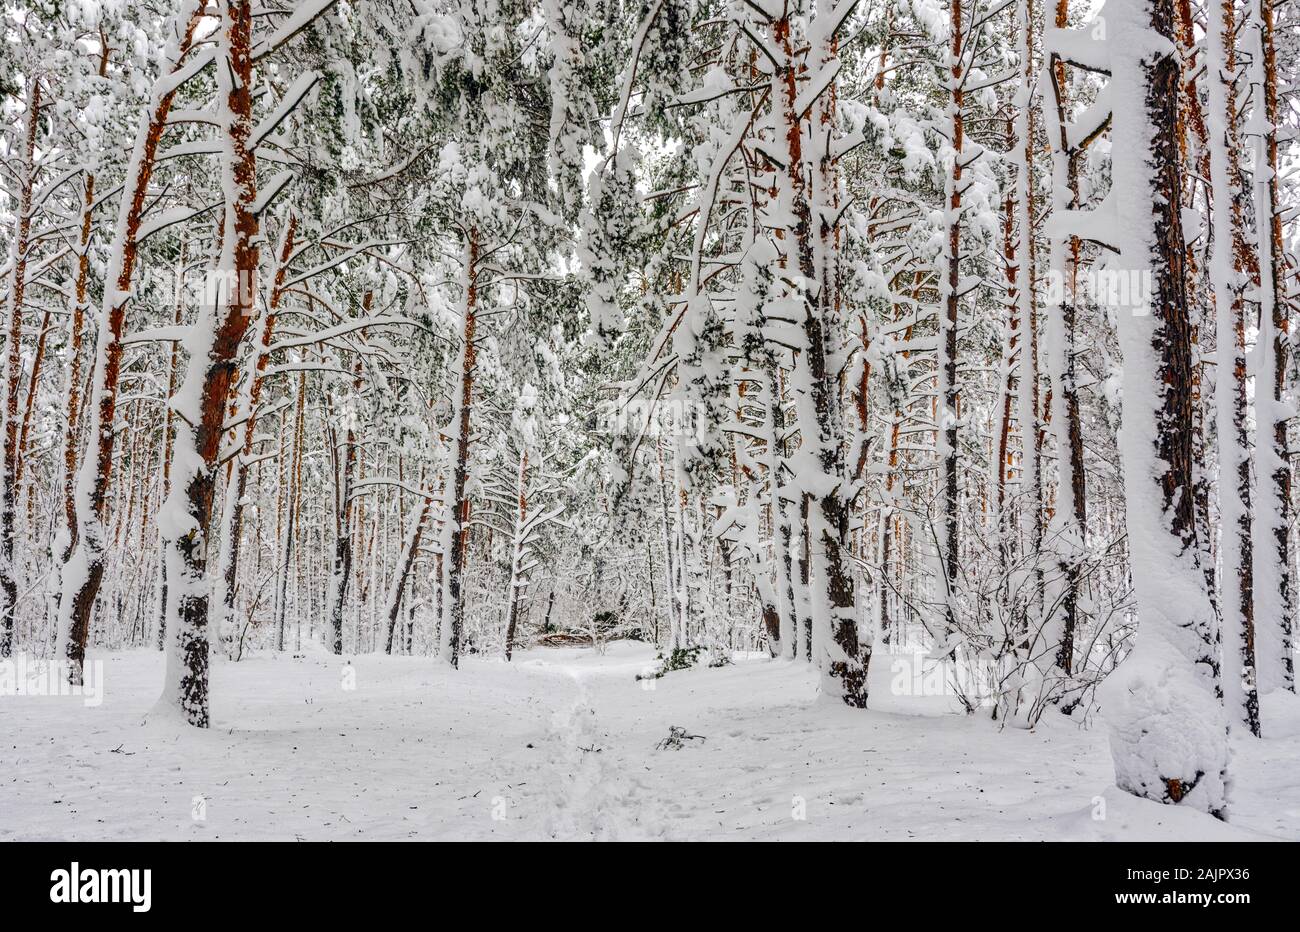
[2, 0, 1300, 842]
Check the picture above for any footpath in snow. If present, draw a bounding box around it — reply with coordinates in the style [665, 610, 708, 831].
[3, 641, 1297, 841]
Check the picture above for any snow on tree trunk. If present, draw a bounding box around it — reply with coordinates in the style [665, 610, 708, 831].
[0, 77, 41, 658]
[156, 231, 192, 651]
[761, 352, 797, 657]
[439, 230, 479, 668]
[879, 406, 904, 646]
[770, 6, 869, 705]
[936, 0, 965, 652]
[387, 492, 432, 656]
[1079, 0, 1230, 817]
[214, 216, 297, 651]
[1015, 3, 1045, 658]
[51, 49, 111, 619]
[56, 0, 205, 681]
[157, 0, 259, 728]
[328, 498, 354, 656]
[1249, 0, 1296, 694]
[328, 332, 366, 656]
[14, 306, 53, 492]
[1208, 0, 1262, 736]
[274, 371, 307, 651]
[55, 174, 97, 597]
[1043, 0, 1088, 681]
[994, 179, 1017, 571]
[503, 450, 529, 660]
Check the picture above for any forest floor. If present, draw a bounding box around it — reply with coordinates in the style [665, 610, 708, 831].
[3, 640, 1298, 841]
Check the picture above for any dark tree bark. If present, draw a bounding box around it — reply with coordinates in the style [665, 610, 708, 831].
[386, 496, 431, 655]
[442, 230, 480, 668]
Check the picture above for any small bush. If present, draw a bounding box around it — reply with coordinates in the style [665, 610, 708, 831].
[634, 645, 706, 682]
[662, 645, 704, 672]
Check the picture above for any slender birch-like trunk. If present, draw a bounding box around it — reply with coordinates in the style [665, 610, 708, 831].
[387, 491, 432, 655]
[275, 371, 306, 651]
[937, 0, 965, 648]
[329, 338, 366, 656]
[503, 450, 529, 660]
[439, 230, 479, 668]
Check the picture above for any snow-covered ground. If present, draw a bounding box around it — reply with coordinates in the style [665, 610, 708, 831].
[3, 641, 1297, 841]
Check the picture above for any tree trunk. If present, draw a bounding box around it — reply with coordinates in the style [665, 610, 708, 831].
[156, 234, 187, 650]
[386, 494, 431, 655]
[215, 215, 297, 647]
[1045, 0, 1088, 677]
[0, 77, 41, 657]
[158, 0, 258, 727]
[329, 341, 366, 656]
[1250, 0, 1295, 693]
[937, 0, 965, 649]
[1208, 0, 1261, 735]
[760, 353, 796, 657]
[1096, 0, 1229, 817]
[58, 0, 204, 679]
[504, 450, 528, 660]
[14, 308, 52, 492]
[773, 9, 868, 704]
[275, 371, 306, 651]
[440, 230, 479, 668]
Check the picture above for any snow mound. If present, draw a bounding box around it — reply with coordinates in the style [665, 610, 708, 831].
[1098, 634, 1229, 816]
